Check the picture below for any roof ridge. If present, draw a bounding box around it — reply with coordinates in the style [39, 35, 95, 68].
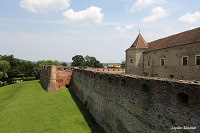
[146, 27, 200, 52]
[148, 27, 200, 44]
[129, 33, 148, 49]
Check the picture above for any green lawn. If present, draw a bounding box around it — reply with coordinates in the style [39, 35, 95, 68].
[0, 80, 104, 133]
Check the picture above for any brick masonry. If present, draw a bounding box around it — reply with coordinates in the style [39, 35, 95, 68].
[40, 66, 72, 92]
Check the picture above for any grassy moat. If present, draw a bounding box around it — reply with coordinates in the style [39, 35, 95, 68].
[0, 80, 104, 133]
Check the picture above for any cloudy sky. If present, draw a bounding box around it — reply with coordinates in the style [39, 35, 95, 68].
[0, 0, 200, 63]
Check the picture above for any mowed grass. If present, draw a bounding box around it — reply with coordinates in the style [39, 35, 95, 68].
[0, 80, 104, 133]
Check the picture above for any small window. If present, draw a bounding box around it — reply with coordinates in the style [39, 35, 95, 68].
[147, 60, 150, 66]
[182, 56, 188, 65]
[160, 58, 165, 66]
[196, 55, 200, 65]
[129, 58, 133, 64]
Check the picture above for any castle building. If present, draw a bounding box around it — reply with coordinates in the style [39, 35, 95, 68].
[125, 27, 200, 81]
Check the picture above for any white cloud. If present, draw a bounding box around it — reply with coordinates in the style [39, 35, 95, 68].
[130, 0, 165, 13]
[178, 12, 200, 23]
[143, 6, 168, 23]
[19, 0, 70, 14]
[115, 24, 134, 33]
[63, 6, 104, 24]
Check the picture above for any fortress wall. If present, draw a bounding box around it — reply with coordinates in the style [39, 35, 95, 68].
[71, 69, 200, 133]
[40, 66, 72, 92]
[40, 66, 124, 92]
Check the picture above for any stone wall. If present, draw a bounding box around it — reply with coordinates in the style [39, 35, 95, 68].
[71, 68, 200, 133]
[40, 66, 124, 92]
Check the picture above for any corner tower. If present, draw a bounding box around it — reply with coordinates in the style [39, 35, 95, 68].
[125, 33, 148, 75]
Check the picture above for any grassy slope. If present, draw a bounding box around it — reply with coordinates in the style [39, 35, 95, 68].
[0, 81, 103, 133]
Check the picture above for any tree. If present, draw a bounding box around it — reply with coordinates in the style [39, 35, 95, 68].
[0, 72, 3, 79]
[0, 60, 10, 83]
[19, 61, 35, 77]
[61, 62, 67, 66]
[0, 55, 21, 77]
[33, 60, 62, 79]
[36, 60, 62, 67]
[33, 67, 42, 79]
[71, 55, 85, 67]
[121, 61, 125, 68]
[71, 55, 103, 68]
[84, 55, 103, 68]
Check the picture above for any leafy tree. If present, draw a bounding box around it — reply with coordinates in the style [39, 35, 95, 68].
[33, 67, 42, 79]
[0, 55, 64, 81]
[61, 62, 67, 66]
[33, 60, 62, 79]
[0, 55, 21, 77]
[19, 61, 35, 77]
[0, 72, 3, 79]
[36, 60, 62, 67]
[84, 55, 103, 68]
[71, 55, 103, 68]
[1, 55, 20, 66]
[71, 55, 85, 67]
[121, 61, 125, 68]
[0, 60, 10, 83]
[0, 60, 10, 73]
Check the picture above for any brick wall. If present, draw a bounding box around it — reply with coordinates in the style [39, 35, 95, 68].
[40, 66, 72, 92]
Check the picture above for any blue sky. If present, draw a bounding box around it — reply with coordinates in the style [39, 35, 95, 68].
[0, 0, 200, 63]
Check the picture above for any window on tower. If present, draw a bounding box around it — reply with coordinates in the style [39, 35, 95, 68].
[129, 58, 133, 64]
[147, 60, 150, 66]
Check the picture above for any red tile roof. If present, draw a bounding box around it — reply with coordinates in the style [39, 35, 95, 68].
[109, 63, 120, 66]
[127, 27, 200, 52]
[146, 27, 200, 52]
[128, 33, 148, 49]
